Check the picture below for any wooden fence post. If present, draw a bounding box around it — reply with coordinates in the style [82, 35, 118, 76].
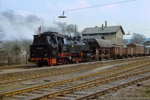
[8, 56, 11, 66]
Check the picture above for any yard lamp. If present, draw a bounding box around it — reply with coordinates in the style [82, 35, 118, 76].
[58, 11, 66, 18]
[126, 31, 130, 35]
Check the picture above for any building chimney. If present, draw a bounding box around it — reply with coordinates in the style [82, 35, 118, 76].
[102, 24, 104, 30]
[105, 21, 107, 27]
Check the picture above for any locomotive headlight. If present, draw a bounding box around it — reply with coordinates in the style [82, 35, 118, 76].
[45, 54, 47, 56]
[87, 54, 91, 56]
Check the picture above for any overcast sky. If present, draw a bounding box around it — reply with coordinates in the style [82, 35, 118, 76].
[0, 0, 150, 39]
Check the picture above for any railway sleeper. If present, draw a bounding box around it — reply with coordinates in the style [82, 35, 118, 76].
[2, 60, 150, 100]
[75, 75, 150, 100]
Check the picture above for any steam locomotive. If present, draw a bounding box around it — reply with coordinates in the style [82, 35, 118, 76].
[29, 31, 92, 67]
[29, 31, 150, 67]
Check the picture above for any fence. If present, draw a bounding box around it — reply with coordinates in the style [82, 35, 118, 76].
[0, 55, 29, 66]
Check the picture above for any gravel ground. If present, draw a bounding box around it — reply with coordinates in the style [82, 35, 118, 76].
[0, 61, 132, 92]
[0, 57, 149, 99]
[97, 79, 150, 100]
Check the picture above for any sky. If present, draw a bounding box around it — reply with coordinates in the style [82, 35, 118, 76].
[0, 0, 150, 40]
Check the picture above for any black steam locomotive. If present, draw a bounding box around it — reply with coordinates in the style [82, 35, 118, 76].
[29, 31, 92, 67]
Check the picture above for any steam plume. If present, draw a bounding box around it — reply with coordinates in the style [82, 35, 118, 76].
[0, 10, 43, 40]
[43, 22, 81, 37]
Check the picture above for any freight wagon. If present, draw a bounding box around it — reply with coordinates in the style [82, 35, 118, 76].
[127, 44, 145, 56]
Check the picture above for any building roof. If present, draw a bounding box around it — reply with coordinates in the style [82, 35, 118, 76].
[143, 41, 150, 46]
[96, 38, 113, 47]
[81, 35, 105, 40]
[82, 26, 125, 35]
[127, 43, 144, 47]
[84, 38, 113, 48]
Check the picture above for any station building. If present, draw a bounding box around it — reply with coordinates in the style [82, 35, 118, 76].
[82, 21, 125, 47]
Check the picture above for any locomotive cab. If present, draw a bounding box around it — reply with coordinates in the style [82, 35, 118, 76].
[29, 32, 59, 67]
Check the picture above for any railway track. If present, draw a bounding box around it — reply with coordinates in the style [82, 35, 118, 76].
[75, 73, 150, 100]
[2, 58, 150, 100]
[0, 57, 146, 73]
[0, 64, 35, 70]
[0, 57, 145, 86]
[0, 58, 138, 71]
[29, 62, 150, 100]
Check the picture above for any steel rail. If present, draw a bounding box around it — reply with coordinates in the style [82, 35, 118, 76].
[0, 57, 145, 82]
[27, 63, 150, 100]
[75, 75, 150, 100]
[61, 62, 150, 90]
[0, 58, 143, 86]
[3, 60, 150, 99]
[51, 70, 150, 100]
[0, 64, 35, 70]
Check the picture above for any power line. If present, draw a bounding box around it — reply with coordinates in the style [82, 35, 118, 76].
[0, 0, 137, 14]
[130, 29, 150, 32]
[64, 0, 137, 12]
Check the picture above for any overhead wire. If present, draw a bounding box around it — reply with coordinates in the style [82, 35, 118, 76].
[131, 29, 150, 32]
[1, 0, 137, 14]
[63, 0, 137, 12]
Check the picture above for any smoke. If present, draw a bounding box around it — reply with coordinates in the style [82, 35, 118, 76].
[42, 22, 81, 37]
[0, 10, 43, 40]
[0, 10, 81, 40]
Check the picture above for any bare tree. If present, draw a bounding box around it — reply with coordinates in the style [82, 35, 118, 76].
[12, 44, 21, 55]
[21, 39, 32, 55]
[123, 39, 128, 45]
[2, 40, 21, 55]
[0, 26, 4, 55]
[130, 33, 145, 44]
[0, 26, 4, 44]
[1, 41, 11, 55]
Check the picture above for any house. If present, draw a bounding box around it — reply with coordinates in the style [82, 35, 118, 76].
[82, 21, 125, 46]
[143, 41, 150, 46]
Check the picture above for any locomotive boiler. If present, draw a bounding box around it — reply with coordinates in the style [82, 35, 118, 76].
[29, 31, 91, 67]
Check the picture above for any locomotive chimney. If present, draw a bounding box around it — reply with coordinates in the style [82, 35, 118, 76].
[38, 26, 41, 37]
[102, 24, 104, 30]
[105, 21, 107, 27]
